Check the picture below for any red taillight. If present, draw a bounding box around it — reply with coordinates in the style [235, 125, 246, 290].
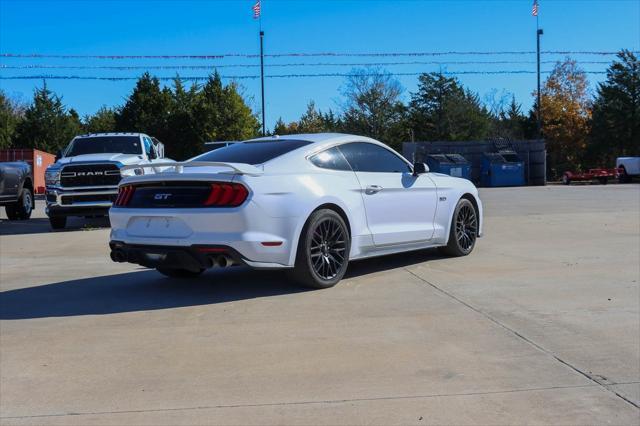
[114, 185, 136, 207]
[203, 183, 248, 207]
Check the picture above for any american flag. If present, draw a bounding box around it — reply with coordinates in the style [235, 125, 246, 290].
[532, 0, 539, 16]
[252, 0, 261, 19]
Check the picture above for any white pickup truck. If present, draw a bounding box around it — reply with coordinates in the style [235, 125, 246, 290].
[616, 157, 640, 183]
[44, 133, 171, 229]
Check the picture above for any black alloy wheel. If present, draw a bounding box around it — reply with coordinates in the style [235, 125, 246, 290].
[290, 209, 350, 289]
[440, 198, 478, 257]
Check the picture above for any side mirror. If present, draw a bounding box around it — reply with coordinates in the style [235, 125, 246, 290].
[55, 150, 62, 162]
[413, 162, 428, 176]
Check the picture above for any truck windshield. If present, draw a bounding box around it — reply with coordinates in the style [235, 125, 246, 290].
[65, 136, 142, 156]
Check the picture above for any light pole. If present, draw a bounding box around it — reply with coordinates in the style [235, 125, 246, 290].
[536, 25, 543, 139]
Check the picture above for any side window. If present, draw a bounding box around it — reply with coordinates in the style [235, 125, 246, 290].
[143, 137, 155, 158]
[338, 142, 411, 173]
[309, 147, 352, 171]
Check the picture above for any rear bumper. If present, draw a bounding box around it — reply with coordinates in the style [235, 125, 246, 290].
[109, 241, 246, 272]
[109, 202, 301, 268]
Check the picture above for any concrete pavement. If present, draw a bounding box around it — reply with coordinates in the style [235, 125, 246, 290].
[0, 185, 638, 425]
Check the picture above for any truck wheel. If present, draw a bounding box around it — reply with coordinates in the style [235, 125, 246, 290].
[5, 188, 33, 220]
[440, 198, 478, 257]
[289, 209, 351, 289]
[156, 267, 204, 278]
[618, 167, 631, 183]
[49, 216, 67, 230]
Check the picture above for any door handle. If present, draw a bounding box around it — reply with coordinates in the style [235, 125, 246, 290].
[365, 185, 383, 194]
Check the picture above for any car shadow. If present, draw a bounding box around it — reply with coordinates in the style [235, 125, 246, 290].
[0, 248, 445, 320]
[0, 216, 110, 236]
[0, 267, 306, 320]
[346, 247, 445, 278]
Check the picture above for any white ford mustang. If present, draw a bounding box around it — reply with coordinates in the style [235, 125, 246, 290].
[109, 133, 483, 288]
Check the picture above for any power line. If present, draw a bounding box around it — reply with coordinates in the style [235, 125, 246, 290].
[0, 51, 635, 60]
[0, 70, 608, 81]
[0, 60, 614, 70]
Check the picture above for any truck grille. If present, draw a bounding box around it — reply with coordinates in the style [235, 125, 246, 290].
[60, 164, 121, 187]
[61, 194, 118, 205]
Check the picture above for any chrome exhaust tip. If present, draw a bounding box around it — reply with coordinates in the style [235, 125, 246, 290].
[215, 255, 234, 268]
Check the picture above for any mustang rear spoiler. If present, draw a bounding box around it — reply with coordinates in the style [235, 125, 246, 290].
[120, 162, 264, 177]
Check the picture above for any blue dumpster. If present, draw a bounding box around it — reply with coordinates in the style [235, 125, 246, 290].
[481, 152, 525, 187]
[426, 154, 472, 180]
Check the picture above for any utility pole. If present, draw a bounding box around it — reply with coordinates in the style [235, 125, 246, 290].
[260, 30, 266, 136]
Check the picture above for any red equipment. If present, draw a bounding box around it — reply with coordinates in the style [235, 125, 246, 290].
[562, 168, 622, 185]
[0, 148, 56, 194]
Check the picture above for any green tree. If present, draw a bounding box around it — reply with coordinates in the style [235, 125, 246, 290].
[14, 82, 81, 153]
[588, 50, 640, 164]
[488, 95, 528, 140]
[0, 91, 24, 149]
[297, 101, 327, 133]
[272, 103, 341, 136]
[340, 68, 408, 148]
[189, 73, 259, 158]
[84, 106, 116, 133]
[539, 58, 591, 175]
[409, 72, 492, 141]
[273, 117, 295, 135]
[164, 77, 202, 159]
[115, 72, 173, 142]
[217, 80, 260, 141]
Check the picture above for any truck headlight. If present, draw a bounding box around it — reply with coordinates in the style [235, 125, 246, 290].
[120, 167, 145, 177]
[45, 169, 61, 186]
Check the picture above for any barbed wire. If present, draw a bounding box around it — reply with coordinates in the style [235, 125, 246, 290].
[0, 70, 609, 81]
[1, 51, 635, 60]
[0, 60, 614, 70]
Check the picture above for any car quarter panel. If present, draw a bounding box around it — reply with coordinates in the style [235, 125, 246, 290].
[238, 169, 371, 265]
[427, 173, 484, 244]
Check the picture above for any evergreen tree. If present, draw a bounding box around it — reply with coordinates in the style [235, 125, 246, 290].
[296, 101, 328, 133]
[409, 72, 492, 141]
[84, 106, 117, 134]
[165, 77, 202, 159]
[589, 50, 640, 164]
[217, 81, 260, 141]
[14, 82, 81, 153]
[489, 96, 527, 140]
[115, 72, 173, 142]
[273, 117, 294, 135]
[0, 91, 23, 149]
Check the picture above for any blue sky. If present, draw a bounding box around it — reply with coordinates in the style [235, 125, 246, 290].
[1, 0, 638, 130]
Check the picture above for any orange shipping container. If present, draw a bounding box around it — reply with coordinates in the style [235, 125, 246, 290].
[0, 149, 56, 194]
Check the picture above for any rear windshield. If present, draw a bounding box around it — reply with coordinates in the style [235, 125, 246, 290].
[65, 136, 142, 156]
[192, 140, 312, 165]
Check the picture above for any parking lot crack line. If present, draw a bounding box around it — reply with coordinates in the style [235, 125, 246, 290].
[404, 268, 640, 410]
[0, 383, 610, 420]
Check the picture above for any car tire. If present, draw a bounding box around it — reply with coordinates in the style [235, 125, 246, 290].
[289, 209, 351, 289]
[5, 188, 33, 220]
[49, 216, 67, 230]
[562, 174, 571, 185]
[598, 177, 608, 185]
[156, 267, 204, 278]
[440, 198, 478, 257]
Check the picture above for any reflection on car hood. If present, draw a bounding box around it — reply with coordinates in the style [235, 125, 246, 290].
[56, 153, 143, 166]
